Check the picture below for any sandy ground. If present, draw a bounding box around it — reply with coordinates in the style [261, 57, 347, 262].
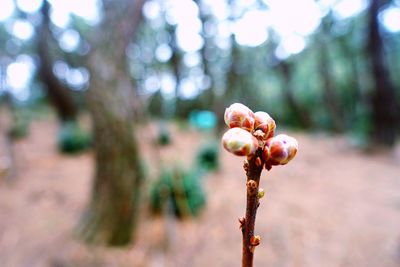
[1, 118, 400, 267]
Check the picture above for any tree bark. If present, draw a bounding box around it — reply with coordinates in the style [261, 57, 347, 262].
[37, 1, 78, 122]
[367, 0, 398, 147]
[80, 74, 144, 244]
[77, 0, 146, 246]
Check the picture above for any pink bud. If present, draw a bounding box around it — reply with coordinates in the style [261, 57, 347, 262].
[263, 134, 298, 166]
[254, 111, 276, 140]
[222, 128, 259, 156]
[224, 103, 255, 132]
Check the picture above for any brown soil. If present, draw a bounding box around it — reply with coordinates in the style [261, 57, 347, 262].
[1, 118, 400, 267]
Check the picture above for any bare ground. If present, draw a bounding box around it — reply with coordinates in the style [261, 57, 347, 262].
[1, 118, 400, 267]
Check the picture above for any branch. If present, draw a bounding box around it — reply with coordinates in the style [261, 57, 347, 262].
[37, 1, 78, 122]
[241, 149, 264, 267]
[222, 103, 298, 267]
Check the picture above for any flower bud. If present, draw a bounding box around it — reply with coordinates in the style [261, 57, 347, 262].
[250, 235, 261, 246]
[222, 128, 258, 156]
[254, 111, 276, 140]
[258, 188, 265, 199]
[224, 103, 255, 132]
[264, 134, 298, 166]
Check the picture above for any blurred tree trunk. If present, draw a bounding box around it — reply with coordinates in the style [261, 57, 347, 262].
[337, 27, 364, 123]
[278, 61, 312, 128]
[215, 38, 241, 133]
[195, 0, 216, 108]
[367, 0, 398, 147]
[317, 17, 344, 132]
[78, 0, 146, 246]
[0, 93, 16, 182]
[37, 2, 78, 122]
[168, 24, 181, 117]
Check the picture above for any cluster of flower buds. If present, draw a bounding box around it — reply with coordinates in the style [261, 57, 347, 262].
[222, 103, 298, 169]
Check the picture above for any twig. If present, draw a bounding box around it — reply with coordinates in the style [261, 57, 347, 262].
[241, 149, 264, 267]
[222, 103, 298, 267]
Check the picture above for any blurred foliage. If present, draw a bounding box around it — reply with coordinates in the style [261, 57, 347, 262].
[196, 142, 220, 172]
[8, 110, 30, 140]
[156, 123, 171, 146]
[175, 119, 190, 132]
[148, 91, 164, 118]
[57, 121, 91, 154]
[150, 165, 206, 219]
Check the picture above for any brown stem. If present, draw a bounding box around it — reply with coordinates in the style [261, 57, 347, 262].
[242, 148, 264, 267]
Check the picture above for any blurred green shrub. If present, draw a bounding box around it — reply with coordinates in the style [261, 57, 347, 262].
[196, 142, 220, 172]
[175, 119, 190, 132]
[156, 124, 171, 146]
[57, 121, 91, 154]
[148, 91, 163, 117]
[8, 114, 30, 140]
[150, 166, 206, 219]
